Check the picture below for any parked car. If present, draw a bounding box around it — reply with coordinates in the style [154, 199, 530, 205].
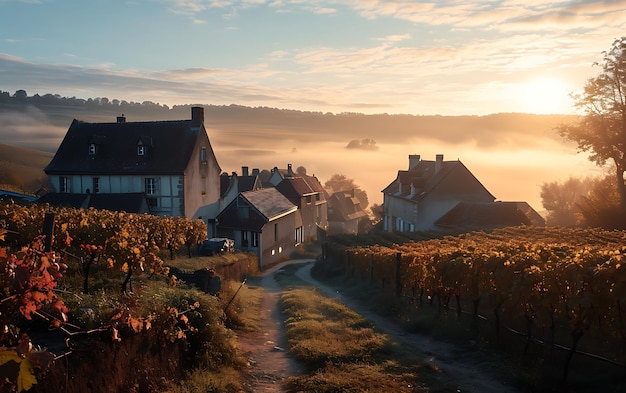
[199, 238, 234, 256]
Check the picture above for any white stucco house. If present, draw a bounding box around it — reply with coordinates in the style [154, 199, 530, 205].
[382, 154, 544, 232]
[44, 107, 223, 233]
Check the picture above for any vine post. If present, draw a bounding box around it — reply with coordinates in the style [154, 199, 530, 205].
[395, 252, 402, 297]
[42, 212, 54, 252]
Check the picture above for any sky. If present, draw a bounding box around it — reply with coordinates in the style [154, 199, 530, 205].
[1, 0, 626, 116]
[1, 0, 625, 212]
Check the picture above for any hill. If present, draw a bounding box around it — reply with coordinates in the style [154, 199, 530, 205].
[0, 91, 583, 210]
[0, 143, 53, 194]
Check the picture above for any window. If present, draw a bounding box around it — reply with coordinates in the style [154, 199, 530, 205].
[242, 231, 249, 247]
[145, 178, 156, 195]
[88, 143, 97, 155]
[306, 195, 312, 203]
[60, 176, 71, 193]
[92, 177, 100, 193]
[200, 147, 207, 163]
[137, 143, 145, 156]
[274, 224, 278, 241]
[295, 226, 303, 245]
[251, 232, 259, 247]
[147, 197, 158, 209]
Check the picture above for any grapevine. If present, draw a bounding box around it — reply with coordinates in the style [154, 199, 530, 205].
[340, 226, 626, 378]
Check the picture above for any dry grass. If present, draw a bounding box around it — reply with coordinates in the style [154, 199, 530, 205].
[160, 366, 242, 393]
[282, 288, 386, 367]
[280, 286, 456, 393]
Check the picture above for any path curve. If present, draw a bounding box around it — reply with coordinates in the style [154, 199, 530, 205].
[293, 261, 523, 393]
[237, 259, 523, 393]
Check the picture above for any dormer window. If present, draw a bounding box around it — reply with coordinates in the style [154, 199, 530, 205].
[88, 143, 97, 155]
[137, 143, 146, 156]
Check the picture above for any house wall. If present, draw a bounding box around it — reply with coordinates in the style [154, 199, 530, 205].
[383, 165, 496, 232]
[298, 196, 326, 241]
[184, 128, 222, 220]
[49, 174, 185, 216]
[259, 212, 298, 269]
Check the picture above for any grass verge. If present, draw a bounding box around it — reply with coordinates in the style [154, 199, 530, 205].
[279, 279, 457, 392]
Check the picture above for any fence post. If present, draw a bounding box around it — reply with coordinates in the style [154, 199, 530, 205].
[395, 252, 402, 297]
[42, 212, 55, 252]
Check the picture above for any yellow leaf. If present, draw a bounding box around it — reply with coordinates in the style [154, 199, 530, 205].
[0, 350, 22, 366]
[18, 358, 37, 392]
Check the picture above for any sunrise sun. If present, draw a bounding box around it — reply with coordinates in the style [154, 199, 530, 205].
[516, 76, 573, 115]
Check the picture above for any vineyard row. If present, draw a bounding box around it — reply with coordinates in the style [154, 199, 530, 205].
[329, 226, 626, 366]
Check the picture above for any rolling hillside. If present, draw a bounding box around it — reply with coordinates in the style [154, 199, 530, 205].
[0, 143, 53, 194]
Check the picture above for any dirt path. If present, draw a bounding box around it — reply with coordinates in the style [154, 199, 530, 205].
[293, 261, 523, 393]
[237, 259, 523, 393]
[236, 262, 305, 393]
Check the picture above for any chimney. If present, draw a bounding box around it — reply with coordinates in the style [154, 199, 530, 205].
[191, 106, 204, 128]
[408, 154, 420, 170]
[252, 168, 259, 176]
[117, 114, 126, 123]
[435, 154, 444, 173]
[242, 166, 249, 176]
[287, 164, 293, 177]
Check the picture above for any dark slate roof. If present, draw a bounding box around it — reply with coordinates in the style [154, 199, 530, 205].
[328, 191, 369, 222]
[243, 188, 297, 221]
[238, 176, 260, 192]
[381, 159, 495, 202]
[36, 192, 149, 213]
[89, 193, 149, 213]
[276, 177, 315, 205]
[217, 188, 297, 231]
[435, 201, 541, 229]
[45, 118, 201, 175]
[36, 193, 90, 209]
[301, 174, 325, 194]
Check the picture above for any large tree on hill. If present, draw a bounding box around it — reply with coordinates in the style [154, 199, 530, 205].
[557, 37, 626, 211]
[324, 174, 369, 209]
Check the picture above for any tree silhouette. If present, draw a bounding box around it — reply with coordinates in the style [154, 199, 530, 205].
[324, 174, 369, 209]
[557, 37, 626, 211]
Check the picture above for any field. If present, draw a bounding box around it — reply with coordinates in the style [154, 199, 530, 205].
[0, 143, 52, 194]
[3, 198, 626, 392]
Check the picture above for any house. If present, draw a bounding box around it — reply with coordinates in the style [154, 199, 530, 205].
[435, 201, 545, 230]
[274, 164, 328, 241]
[219, 166, 263, 208]
[44, 107, 222, 231]
[382, 154, 543, 232]
[327, 189, 369, 235]
[216, 188, 300, 268]
[36, 192, 150, 214]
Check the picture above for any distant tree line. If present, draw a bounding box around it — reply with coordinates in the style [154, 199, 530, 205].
[0, 89, 173, 112]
